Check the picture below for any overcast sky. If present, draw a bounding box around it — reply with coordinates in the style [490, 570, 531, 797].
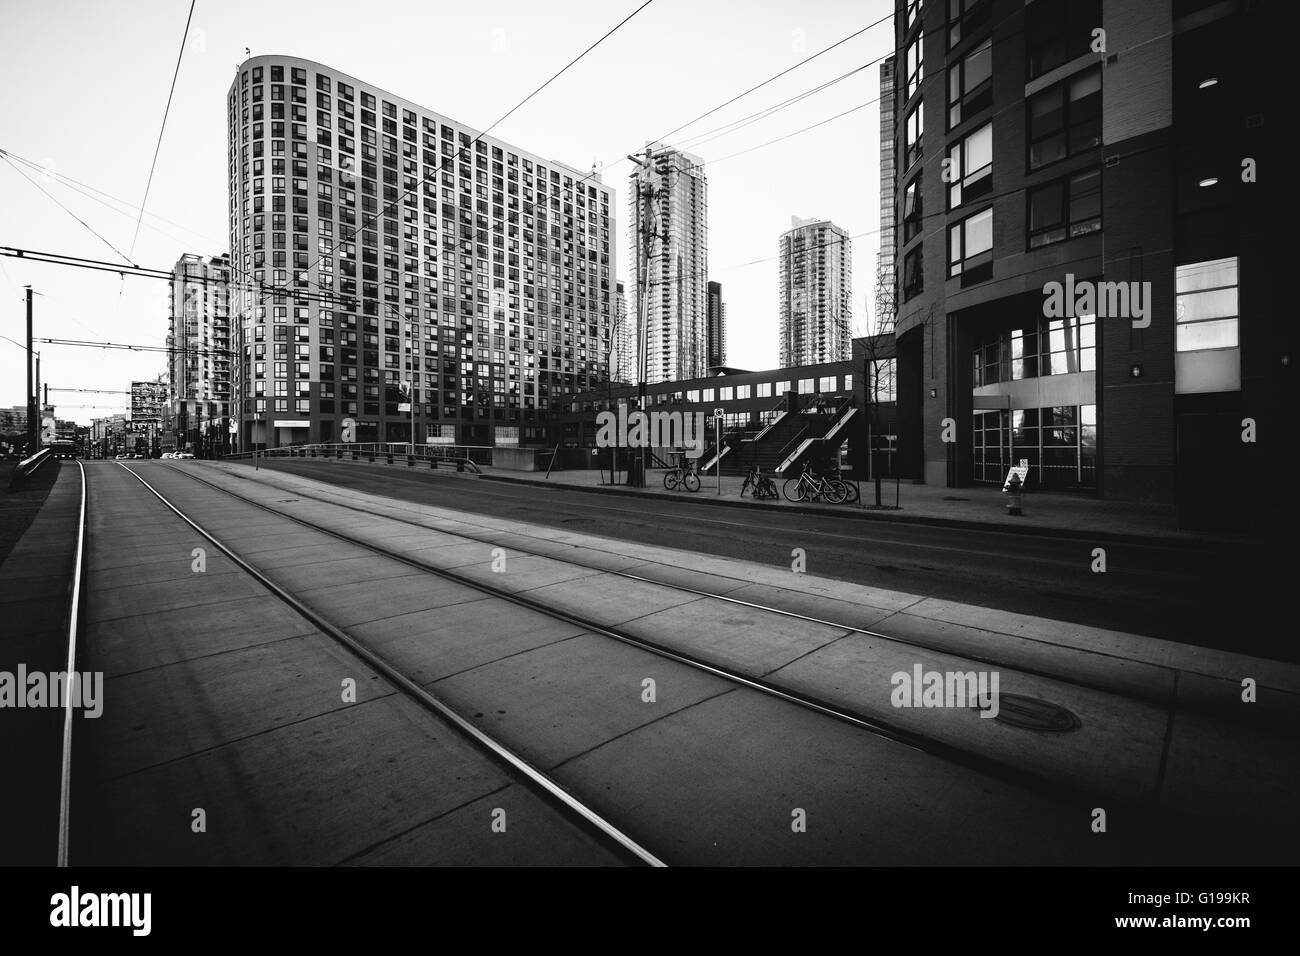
[0, 0, 891, 424]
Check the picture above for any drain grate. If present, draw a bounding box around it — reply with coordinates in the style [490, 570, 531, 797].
[989, 694, 1081, 732]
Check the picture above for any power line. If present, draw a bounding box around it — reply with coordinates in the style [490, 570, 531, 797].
[129, 0, 197, 259]
[0, 147, 222, 249]
[1, 154, 136, 265]
[704, 97, 878, 168]
[485, 0, 656, 137]
[675, 61, 874, 153]
[653, 13, 891, 144]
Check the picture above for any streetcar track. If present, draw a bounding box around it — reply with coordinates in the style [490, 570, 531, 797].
[112, 462, 664, 867]
[148, 460, 1224, 813]
[193, 460, 1289, 710]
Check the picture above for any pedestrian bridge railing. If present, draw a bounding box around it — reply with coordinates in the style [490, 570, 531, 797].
[224, 442, 492, 473]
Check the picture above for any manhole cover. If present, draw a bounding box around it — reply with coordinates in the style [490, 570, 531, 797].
[943, 496, 970, 501]
[988, 694, 1080, 732]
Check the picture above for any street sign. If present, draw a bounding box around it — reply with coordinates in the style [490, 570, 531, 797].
[1003, 459, 1030, 491]
[713, 407, 724, 419]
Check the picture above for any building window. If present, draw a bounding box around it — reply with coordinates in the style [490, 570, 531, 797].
[947, 37, 992, 127]
[1027, 66, 1101, 169]
[975, 404, 1096, 489]
[799, 379, 815, 394]
[1027, 0, 1102, 80]
[1176, 257, 1238, 353]
[1027, 168, 1101, 247]
[902, 175, 923, 242]
[905, 101, 924, 168]
[906, 33, 924, 98]
[903, 245, 924, 301]
[819, 375, 837, 393]
[949, 207, 993, 284]
[757, 382, 771, 398]
[976, 314, 1094, 386]
[868, 358, 889, 403]
[947, 121, 992, 208]
[906, 0, 923, 29]
[948, 0, 991, 49]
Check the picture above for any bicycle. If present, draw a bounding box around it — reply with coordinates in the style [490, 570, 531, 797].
[663, 459, 701, 493]
[782, 463, 849, 504]
[740, 465, 779, 500]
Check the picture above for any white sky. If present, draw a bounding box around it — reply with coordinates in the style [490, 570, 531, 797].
[0, 0, 892, 424]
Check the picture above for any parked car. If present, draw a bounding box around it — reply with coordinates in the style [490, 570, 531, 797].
[174, 451, 195, 459]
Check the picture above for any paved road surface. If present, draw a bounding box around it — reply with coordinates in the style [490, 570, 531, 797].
[244, 459, 1295, 662]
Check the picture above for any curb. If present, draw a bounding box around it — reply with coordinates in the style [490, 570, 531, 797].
[474, 471, 1270, 551]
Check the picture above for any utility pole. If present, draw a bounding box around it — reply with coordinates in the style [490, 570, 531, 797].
[26, 286, 36, 453]
[628, 145, 671, 487]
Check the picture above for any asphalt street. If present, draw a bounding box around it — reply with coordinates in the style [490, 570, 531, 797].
[244, 459, 1296, 662]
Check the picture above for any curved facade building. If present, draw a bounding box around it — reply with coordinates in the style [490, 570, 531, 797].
[226, 56, 615, 450]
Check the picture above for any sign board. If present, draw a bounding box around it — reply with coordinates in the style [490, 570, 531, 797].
[397, 403, 412, 412]
[1003, 459, 1030, 491]
[341, 417, 357, 443]
[713, 407, 725, 419]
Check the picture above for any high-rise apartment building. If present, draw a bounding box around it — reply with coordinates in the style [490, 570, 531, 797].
[888, 0, 1289, 532]
[706, 280, 726, 369]
[168, 252, 232, 454]
[611, 280, 635, 384]
[778, 216, 853, 368]
[226, 56, 615, 450]
[875, 56, 898, 336]
[629, 144, 707, 385]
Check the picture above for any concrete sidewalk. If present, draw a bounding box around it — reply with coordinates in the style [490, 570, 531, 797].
[476, 464, 1266, 549]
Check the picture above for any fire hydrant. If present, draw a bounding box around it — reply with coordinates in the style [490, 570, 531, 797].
[1004, 472, 1024, 516]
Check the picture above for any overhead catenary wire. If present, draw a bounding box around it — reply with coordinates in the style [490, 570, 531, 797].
[129, 0, 197, 260]
[1, 154, 137, 266]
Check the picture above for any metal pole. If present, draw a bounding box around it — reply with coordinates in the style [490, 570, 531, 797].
[26, 287, 35, 453]
[35, 351, 42, 449]
[716, 415, 721, 495]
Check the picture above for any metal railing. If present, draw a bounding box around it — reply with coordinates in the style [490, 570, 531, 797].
[226, 442, 494, 472]
[7, 447, 52, 491]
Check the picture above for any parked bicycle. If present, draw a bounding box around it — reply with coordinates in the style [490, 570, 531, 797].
[783, 463, 849, 504]
[740, 464, 779, 500]
[663, 458, 701, 493]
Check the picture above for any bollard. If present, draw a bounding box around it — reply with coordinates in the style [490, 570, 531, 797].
[352, 449, 358, 460]
[429, 456, 436, 470]
[368, 451, 374, 462]
[407, 455, 414, 467]
[386, 452, 393, 464]
[457, 459, 464, 472]
[337, 448, 343, 459]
